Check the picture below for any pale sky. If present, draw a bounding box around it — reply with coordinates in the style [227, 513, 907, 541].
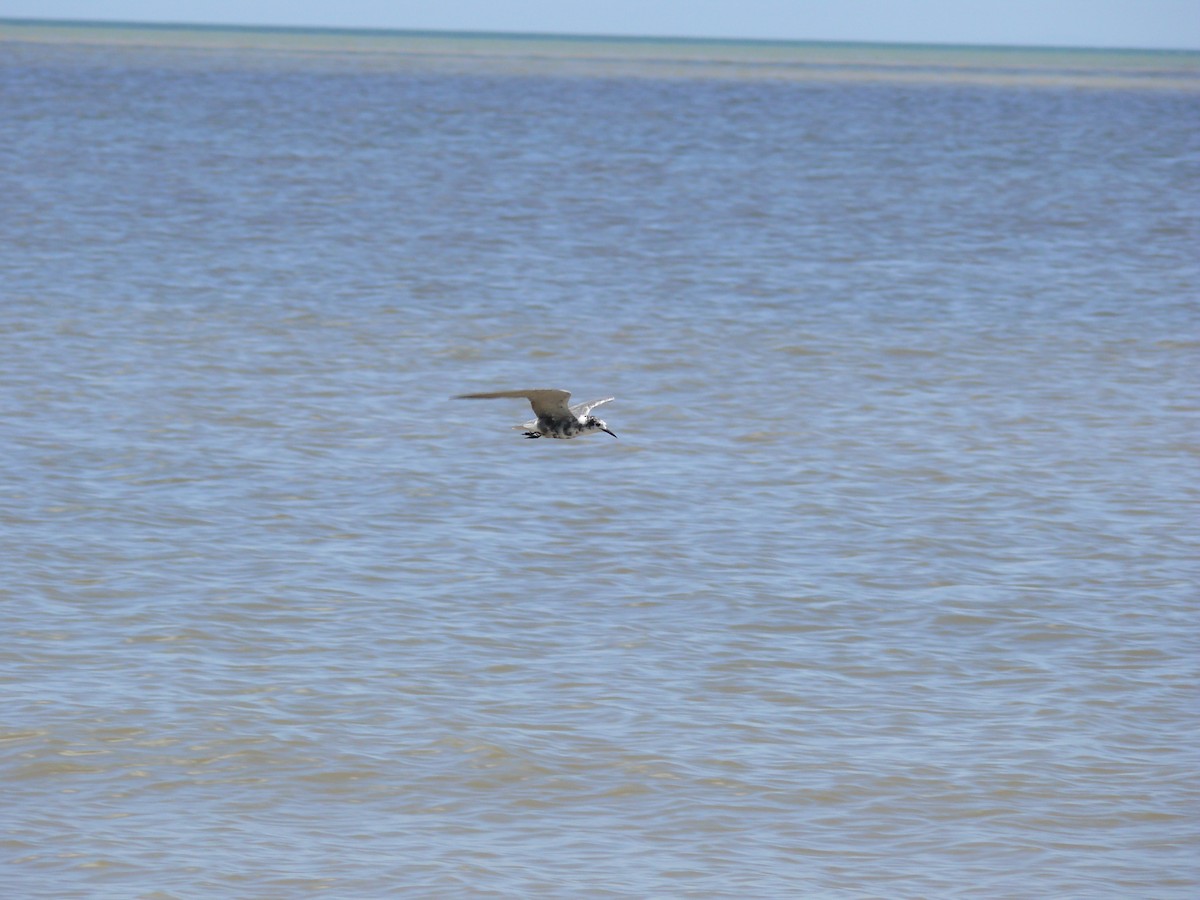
[2, 0, 1199, 50]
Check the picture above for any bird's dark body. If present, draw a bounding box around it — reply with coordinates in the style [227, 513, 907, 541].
[527, 415, 586, 439]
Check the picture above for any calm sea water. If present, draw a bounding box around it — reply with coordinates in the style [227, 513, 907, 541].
[2, 21, 1198, 898]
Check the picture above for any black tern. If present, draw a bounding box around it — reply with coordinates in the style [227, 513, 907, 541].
[456, 389, 617, 440]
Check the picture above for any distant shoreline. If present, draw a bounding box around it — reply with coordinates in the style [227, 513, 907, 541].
[3, 17, 1197, 90]
[4, 16, 1200, 56]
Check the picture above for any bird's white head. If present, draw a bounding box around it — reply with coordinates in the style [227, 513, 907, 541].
[587, 416, 618, 438]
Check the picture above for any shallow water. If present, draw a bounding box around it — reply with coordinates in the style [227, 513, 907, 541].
[1, 23, 1198, 898]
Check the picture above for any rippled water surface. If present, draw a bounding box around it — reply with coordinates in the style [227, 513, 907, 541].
[2, 22, 1198, 898]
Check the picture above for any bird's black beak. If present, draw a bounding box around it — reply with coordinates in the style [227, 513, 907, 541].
[603, 428, 618, 439]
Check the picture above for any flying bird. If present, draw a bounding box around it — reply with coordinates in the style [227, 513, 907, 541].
[456, 389, 617, 440]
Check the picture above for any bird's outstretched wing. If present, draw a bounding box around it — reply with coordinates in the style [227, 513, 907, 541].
[570, 397, 614, 417]
[456, 389, 573, 419]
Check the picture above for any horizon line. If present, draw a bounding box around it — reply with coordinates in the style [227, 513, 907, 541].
[3, 16, 1198, 55]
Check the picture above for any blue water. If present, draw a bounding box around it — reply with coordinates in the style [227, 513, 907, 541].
[1, 22, 1198, 898]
